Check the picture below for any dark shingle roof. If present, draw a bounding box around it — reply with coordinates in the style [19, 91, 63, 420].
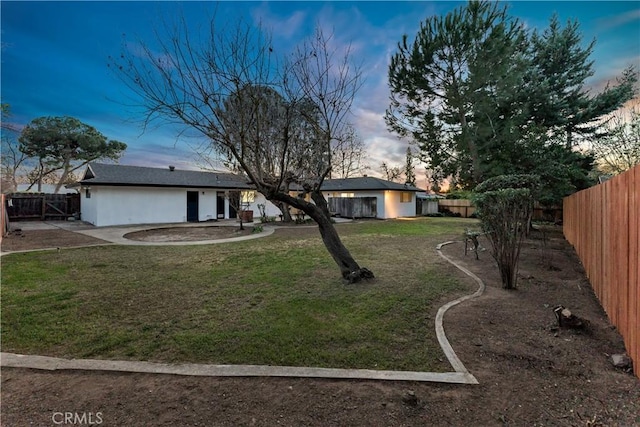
[80, 163, 252, 189]
[321, 176, 422, 192]
[79, 163, 422, 192]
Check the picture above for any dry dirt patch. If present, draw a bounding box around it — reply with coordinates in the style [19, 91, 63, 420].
[124, 226, 253, 242]
[1, 228, 109, 252]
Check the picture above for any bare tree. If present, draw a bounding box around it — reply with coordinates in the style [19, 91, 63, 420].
[1, 136, 28, 193]
[331, 124, 370, 178]
[380, 162, 402, 182]
[110, 17, 373, 282]
[1, 104, 28, 193]
[590, 105, 640, 175]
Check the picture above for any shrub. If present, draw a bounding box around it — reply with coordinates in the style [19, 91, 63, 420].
[472, 175, 540, 289]
[257, 204, 268, 223]
[444, 190, 473, 199]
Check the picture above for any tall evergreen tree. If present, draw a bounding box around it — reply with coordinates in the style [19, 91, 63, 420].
[403, 147, 416, 186]
[387, 0, 637, 196]
[387, 0, 525, 187]
[528, 15, 637, 148]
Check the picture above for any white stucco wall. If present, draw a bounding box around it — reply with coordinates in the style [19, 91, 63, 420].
[247, 193, 281, 219]
[81, 185, 415, 226]
[82, 186, 226, 227]
[198, 190, 217, 222]
[80, 187, 98, 225]
[384, 190, 416, 218]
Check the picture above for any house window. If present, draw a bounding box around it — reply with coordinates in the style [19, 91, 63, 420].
[85, 188, 91, 198]
[400, 192, 412, 203]
[241, 191, 256, 203]
[340, 192, 354, 198]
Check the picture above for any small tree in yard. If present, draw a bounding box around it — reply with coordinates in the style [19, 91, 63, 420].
[472, 174, 540, 289]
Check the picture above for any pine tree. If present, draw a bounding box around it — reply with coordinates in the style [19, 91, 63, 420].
[403, 147, 416, 186]
[387, 0, 525, 187]
[387, 0, 637, 198]
[528, 15, 636, 148]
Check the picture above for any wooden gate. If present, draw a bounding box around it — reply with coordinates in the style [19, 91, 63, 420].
[328, 197, 377, 218]
[6, 193, 80, 221]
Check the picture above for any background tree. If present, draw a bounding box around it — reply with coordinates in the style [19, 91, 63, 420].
[387, 0, 525, 187]
[18, 116, 127, 192]
[403, 147, 416, 186]
[528, 16, 637, 149]
[589, 105, 640, 175]
[110, 18, 373, 282]
[380, 162, 402, 182]
[424, 167, 441, 193]
[1, 104, 28, 193]
[387, 0, 637, 197]
[331, 124, 370, 178]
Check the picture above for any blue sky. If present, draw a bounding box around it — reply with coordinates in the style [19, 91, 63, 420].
[2, 1, 639, 186]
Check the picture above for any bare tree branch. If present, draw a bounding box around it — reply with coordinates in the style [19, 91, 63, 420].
[109, 14, 372, 282]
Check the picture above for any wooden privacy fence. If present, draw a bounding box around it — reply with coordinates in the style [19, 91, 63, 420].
[328, 197, 377, 218]
[438, 199, 562, 221]
[6, 193, 81, 221]
[438, 199, 477, 217]
[563, 165, 639, 379]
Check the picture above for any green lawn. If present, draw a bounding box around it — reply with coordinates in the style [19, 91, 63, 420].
[1, 217, 476, 371]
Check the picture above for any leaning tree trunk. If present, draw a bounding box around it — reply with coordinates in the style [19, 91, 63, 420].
[274, 200, 293, 222]
[270, 191, 374, 283]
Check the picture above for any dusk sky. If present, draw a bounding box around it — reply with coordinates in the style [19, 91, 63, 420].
[2, 1, 639, 187]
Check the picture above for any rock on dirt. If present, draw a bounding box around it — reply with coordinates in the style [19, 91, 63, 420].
[611, 353, 633, 370]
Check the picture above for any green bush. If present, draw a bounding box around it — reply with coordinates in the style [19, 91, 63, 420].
[474, 174, 541, 195]
[444, 190, 474, 199]
[472, 175, 538, 289]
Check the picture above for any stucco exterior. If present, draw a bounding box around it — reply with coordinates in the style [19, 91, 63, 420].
[81, 186, 282, 227]
[246, 192, 282, 219]
[384, 190, 417, 218]
[81, 186, 216, 227]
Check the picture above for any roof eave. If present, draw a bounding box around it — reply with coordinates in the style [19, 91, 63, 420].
[77, 182, 253, 190]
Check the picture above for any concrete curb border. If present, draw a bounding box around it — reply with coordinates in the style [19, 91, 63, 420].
[1, 240, 485, 384]
[0, 353, 476, 383]
[435, 241, 486, 382]
[70, 224, 275, 246]
[0, 226, 275, 256]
